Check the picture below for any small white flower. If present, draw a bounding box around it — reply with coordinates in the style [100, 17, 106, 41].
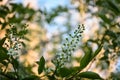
[15, 43, 22, 49]
[7, 48, 14, 55]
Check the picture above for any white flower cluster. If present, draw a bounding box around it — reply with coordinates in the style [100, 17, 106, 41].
[3, 24, 26, 57]
[52, 24, 85, 68]
[7, 34, 22, 57]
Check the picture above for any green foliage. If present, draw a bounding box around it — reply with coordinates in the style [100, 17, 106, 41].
[0, 24, 29, 80]
[80, 50, 92, 70]
[44, 5, 68, 23]
[78, 71, 103, 79]
[0, 0, 120, 80]
[0, 1, 41, 30]
[57, 67, 79, 78]
[37, 56, 45, 74]
[0, 37, 6, 46]
[0, 22, 102, 80]
[0, 46, 8, 61]
[82, 0, 120, 79]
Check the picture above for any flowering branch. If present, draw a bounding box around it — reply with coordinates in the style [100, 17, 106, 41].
[52, 24, 85, 76]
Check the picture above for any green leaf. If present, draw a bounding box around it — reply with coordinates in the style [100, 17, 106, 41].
[79, 51, 92, 70]
[107, 0, 120, 15]
[0, 60, 8, 66]
[57, 67, 79, 77]
[78, 71, 103, 79]
[98, 14, 111, 24]
[37, 56, 45, 74]
[0, 37, 6, 46]
[1, 23, 7, 30]
[6, 72, 17, 79]
[0, 46, 8, 61]
[106, 30, 117, 39]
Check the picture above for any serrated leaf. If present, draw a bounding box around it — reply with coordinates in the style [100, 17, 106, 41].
[78, 71, 103, 79]
[37, 56, 45, 74]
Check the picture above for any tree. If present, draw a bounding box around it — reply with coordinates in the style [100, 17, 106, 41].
[0, 0, 120, 80]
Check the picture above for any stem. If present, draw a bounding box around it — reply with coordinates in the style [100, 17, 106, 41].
[51, 61, 62, 79]
[10, 56, 19, 79]
[66, 69, 82, 80]
[51, 64, 59, 78]
[12, 63, 19, 79]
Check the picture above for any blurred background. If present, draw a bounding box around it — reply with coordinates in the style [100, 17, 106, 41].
[0, 0, 120, 79]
